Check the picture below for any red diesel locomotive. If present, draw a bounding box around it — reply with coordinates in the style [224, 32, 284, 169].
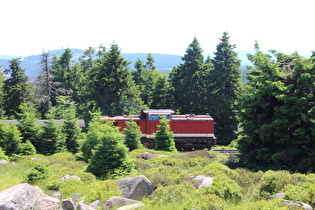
[101, 109, 216, 150]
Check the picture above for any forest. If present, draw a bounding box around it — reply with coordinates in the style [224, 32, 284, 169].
[1, 30, 315, 175]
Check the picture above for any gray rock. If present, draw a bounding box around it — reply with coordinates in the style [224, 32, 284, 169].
[190, 175, 213, 189]
[138, 152, 166, 160]
[62, 198, 75, 210]
[117, 175, 155, 199]
[104, 196, 142, 209]
[283, 200, 313, 210]
[0, 160, 9, 165]
[31, 158, 43, 160]
[71, 193, 79, 204]
[268, 192, 285, 199]
[89, 200, 100, 208]
[61, 174, 81, 181]
[0, 183, 59, 210]
[77, 201, 95, 210]
[34, 196, 60, 210]
[117, 202, 145, 210]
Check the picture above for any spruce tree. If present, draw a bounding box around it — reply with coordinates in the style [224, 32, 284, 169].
[209, 31, 242, 145]
[150, 75, 174, 109]
[154, 117, 177, 152]
[0, 122, 22, 156]
[170, 37, 206, 114]
[86, 120, 133, 179]
[3, 58, 29, 118]
[238, 47, 315, 172]
[90, 43, 143, 115]
[124, 119, 143, 151]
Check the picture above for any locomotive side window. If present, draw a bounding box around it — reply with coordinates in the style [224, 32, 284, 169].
[148, 114, 159, 120]
[148, 114, 171, 120]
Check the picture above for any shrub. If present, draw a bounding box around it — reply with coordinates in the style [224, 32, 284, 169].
[85, 122, 134, 179]
[154, 117, 177, 152]
[201, 174, 242, 200]
[19, 140, 36, 156]
[124, 120, 143, 151]
[259, 170, 293, 198]
[198, 162, 239, 180]
[0, 147, 9, 161]
[25, 165, 49, 183]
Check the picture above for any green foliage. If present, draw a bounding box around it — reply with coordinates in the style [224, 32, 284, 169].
[3, 57, 29, 118]
[0, 122, 22, 156]
[201, 174, 242, 200]
[154, 117, 177, 152]
[85, 120, 134, 179]
[198, 162, 239, 180]
[124, 119, 143, 151]
[52, 97, 82, 153]
[238, 50, 315, 172]
[0, 147, 9, 161]
[19, 140, 36, 156]
[258, 170, 294, 198]
[38, 118, 66, 155]
[25, 165, 49, 183]
[170, 37, 207, 114]
[89, 43, 144, 115]
[208, 31, 242, 145]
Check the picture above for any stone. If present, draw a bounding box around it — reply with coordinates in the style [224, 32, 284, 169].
[62, 198, 75, 210]
[283, 200, 313, 210]
[138, 152, 166, 160]
[0, 183, 59, 210]
[189, 174, 213, 189]
[89, 199, 100, 208]
[61, 174, 81, 181]
[117, 202, 145, 210]
[0, 160, 9, 165]
[268, 192, 285, 199]
[77, 201, 95, 210]
[71, 193, 79, 204]
[117, 175, 155, 199]
[104, 196, 141, 209]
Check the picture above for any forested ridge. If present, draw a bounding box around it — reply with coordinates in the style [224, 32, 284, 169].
[0, 31, 315, 175]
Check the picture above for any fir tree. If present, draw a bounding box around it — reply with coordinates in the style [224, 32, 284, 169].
[209, 32, 242, 145]
[170, 37, 206, 114]
[86, 120, 133, 179]
[3, 58, 29, 118]
[154, 117, 177, 152]
[124, 119, 143, 151]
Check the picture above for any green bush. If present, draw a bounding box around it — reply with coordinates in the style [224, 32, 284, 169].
[198, 162, 239, 180]
[0, 147, 9, 161]
[183, 194, 226, 210]
[201, 174, 242, 200]
[19, 140, 36, 156]
[25, 165, 49, 183]
[259, 170, 293, 198]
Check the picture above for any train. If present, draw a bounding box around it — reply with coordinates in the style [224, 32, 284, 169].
[101, 109, 216, 150]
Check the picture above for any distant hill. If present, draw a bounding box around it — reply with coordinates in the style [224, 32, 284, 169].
[1, 49, 312, 79]
[0, 50, 182, 77]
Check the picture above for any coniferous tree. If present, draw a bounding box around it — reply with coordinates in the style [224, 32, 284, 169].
[150, 75, 174, 109]
[209, 32, 242, 145]
[238, 46, 315, 173]
[3, 58, 29, 118]
[154, 117, 177, 152]
[90, 43, 143, 115]
[0, 122, 22, 156]
[0, 67, 5, 118]
[17, 103, 41, 152]
[86, 120, 133, 179]
[38, 114, 66, 155]
[170, 37, 206, 114]
[124, 119, 143, 151]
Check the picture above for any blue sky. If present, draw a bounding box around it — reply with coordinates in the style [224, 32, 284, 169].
[1, 0, 314, 56]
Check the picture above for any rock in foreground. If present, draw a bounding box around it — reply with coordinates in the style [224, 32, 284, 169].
[0, 183, 59, 210]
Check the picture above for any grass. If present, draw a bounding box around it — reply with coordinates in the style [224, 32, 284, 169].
[0, 150, 314, 209]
